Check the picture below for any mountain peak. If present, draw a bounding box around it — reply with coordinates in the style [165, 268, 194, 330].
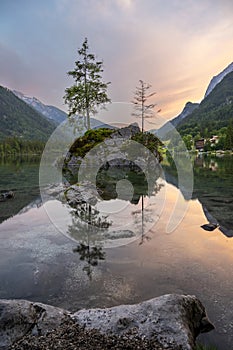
[13, 90, 41, 105]
[184, 101, 195, 107]
[170, 101, 199, 127]
[13, 90, 67, 124]
[204, 62, 233, 98]
[0, 85, 55, 140]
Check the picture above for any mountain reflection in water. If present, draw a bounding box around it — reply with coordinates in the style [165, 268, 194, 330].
[163, 153, 233, 237]
[0, 156, 233, 349]
[0, 156, 41, 224]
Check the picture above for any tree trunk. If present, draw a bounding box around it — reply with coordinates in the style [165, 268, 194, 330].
[87, 108, 91, 130]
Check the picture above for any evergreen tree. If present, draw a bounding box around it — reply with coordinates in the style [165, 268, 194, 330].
[64, 38, 111, 130]
[224, 119, 233, 150]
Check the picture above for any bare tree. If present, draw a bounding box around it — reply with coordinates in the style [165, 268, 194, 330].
[132, 80, 157, 133]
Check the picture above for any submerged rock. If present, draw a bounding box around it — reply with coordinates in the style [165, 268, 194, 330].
[65, 182, 100, 207]
[0, 191, 14, 202]
[0, 294, 214, 350]
[201, 223, 219, 231]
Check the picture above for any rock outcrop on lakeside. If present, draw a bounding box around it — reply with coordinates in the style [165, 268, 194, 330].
[62, 123, 161, 184]
[0, 294, 214, 350]
[64, 123, 141, 174]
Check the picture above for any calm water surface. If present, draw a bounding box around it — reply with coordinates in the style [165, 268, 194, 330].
[0, 154, 232, 349]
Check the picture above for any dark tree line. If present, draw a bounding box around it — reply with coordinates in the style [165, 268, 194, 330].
[0, 137, 45, 156]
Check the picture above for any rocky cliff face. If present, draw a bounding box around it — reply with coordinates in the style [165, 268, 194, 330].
[204, 62, 233, 98]
[157, 61, 233, 134]
[170, 102, 199, 127]
[155, 102, 199, 139]
[0, 294, 214, 350]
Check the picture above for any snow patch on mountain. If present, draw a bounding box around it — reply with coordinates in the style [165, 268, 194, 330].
[13, 90, 67, 124]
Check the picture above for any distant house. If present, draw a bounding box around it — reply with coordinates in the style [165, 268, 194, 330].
[195, 138, 205, 151]
[210, 135, 219, 144]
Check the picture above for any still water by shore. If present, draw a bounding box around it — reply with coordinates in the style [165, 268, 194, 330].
[0, 154, 232, 349]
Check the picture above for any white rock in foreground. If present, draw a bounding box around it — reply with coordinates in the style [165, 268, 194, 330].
[0, 294, 214, 350]
[72, 294, 214, 350]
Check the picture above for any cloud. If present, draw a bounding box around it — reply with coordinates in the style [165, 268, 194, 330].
[115, 0, 133, 9]
[1, 0, 233, 121]
[0, 42, 31, 89]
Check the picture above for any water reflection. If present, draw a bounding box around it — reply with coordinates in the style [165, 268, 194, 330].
[73, 244, 105, 280]
[96, 162, 150, 204]
[67, 207, 108, 279]
[138, 195, 151, 245]
[0, 155, 41, 224]
[1, 155, 233, 349]
[64, 161, 164, 277]
[72, 202, 112, 229]
[163, 153, 233, 236]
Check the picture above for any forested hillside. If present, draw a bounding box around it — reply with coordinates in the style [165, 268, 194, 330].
[0, 86, 55, 141]
[177, 71, 233, 137]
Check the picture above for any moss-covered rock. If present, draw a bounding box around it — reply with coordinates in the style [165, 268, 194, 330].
[62, 124, 162, 185]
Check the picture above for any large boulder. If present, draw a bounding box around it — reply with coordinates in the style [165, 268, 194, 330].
[65, 182, 99, 207]
[72, 294, 214, 350]
[0, 299, 70, 349]
[0, 295, 214, 350]
[110, 123, 140, 139]
[62, 123, 141, 182]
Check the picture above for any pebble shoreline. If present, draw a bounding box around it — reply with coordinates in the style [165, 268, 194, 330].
[12, 318, 178, 350]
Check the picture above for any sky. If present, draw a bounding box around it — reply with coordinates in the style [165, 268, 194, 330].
[1, 0, 233, 126]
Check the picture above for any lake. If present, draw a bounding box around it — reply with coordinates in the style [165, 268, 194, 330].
[0, 153, 232, 349]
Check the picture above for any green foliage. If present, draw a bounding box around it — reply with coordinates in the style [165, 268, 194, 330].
[64, 129, 162, 175]
[69, 128, 115, 158]
[132, 132, 163, 161]
[167, 132, 192, 152]
[177, 71, 233, 138]
[224, 119, 233, 150]
[0, 137, 45, 155]
[64, 38, 111, 130]
[182, 134, 193, 150]
[0, 86, 55, 141]
[177, 114, 233, 152]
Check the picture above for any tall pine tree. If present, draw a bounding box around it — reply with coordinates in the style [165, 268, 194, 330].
[64, 38, 111, 130]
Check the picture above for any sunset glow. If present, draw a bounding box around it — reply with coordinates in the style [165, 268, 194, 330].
[1, 0, 233, 124]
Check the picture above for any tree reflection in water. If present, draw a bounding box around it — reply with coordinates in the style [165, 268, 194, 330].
[139, 195, 150, 245]
[68, 206, 109, 280]
[73, 243, 105, 280]
[132, 182, 164, 245]
[67, 162, 163, 278]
